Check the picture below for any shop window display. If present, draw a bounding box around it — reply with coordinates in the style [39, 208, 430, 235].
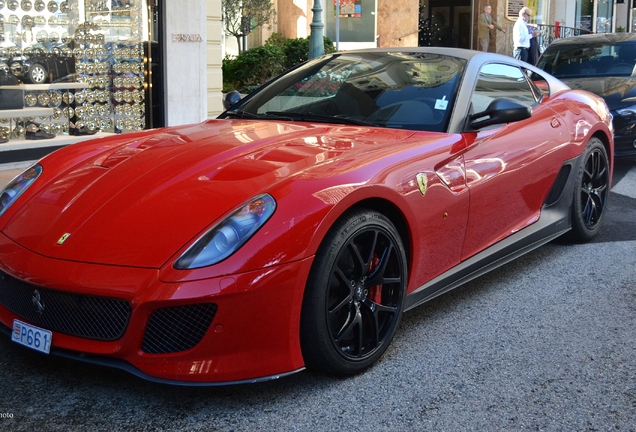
[0, 0, 150, 141]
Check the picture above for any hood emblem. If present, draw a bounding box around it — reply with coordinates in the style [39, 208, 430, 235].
[416, 173, 428, 196]
[32, 290, 45, 315]
[57, 233, 71, 245]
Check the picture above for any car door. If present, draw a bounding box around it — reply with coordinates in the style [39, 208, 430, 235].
[460, 63, 570, 260]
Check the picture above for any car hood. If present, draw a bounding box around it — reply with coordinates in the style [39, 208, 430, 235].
[561, 76, 636, 109]
[3, 119, 418, 268]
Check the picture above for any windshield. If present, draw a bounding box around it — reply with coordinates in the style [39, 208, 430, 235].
[538, 41, 636, 78]
[223, 52, 466, 132]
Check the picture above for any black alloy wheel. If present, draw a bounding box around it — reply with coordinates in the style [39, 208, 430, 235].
[300, 208, 407, 375]
[568, 137, 610, 241]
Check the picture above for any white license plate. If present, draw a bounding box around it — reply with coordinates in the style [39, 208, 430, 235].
[11, 319, 52, 354]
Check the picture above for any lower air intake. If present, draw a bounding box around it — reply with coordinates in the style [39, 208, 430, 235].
[141, 303, 217, 354]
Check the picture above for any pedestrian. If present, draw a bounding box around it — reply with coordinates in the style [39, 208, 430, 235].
[478, 4, 505, 52]
[513, 7, 539, 63]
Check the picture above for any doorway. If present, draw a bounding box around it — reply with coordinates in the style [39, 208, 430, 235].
[419, 0, 473, 48]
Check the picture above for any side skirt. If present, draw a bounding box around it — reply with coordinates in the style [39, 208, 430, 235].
[404, 154, 580, 312]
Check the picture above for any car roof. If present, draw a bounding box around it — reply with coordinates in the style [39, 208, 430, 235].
[338, 47, 510, 63]
[547, 32, 636, 47]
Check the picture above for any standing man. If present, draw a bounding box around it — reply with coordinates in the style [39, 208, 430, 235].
[513, 7, 539, 62]
[478, 4, 505, 52]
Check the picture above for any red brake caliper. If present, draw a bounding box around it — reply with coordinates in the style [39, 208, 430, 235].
[367, 254, 382, 304]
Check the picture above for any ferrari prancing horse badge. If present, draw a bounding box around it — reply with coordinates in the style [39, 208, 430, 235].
[416, 173, 428, 196]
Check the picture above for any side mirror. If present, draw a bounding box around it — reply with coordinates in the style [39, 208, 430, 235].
[223, 91, 242, 110]
[469, 98, 532, 129]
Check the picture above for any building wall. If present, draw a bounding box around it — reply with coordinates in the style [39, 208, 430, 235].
[165, 1, 209, 125]
[494, 0, 511, 55]
[278, 0, 310, 39]
[377, 0, 419, 47]
[207, 0, 225, 118]
[473, 0, 509, 54]
[275, 0, 419, 49]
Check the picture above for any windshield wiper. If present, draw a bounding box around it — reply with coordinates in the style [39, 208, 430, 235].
[225, 109, 261, 119]
[225, 110, 297, 121]
[265, 111, 376, 126]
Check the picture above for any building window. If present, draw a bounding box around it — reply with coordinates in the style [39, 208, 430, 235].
[0, 0, 161, 140]
[325, 0, 376, 43]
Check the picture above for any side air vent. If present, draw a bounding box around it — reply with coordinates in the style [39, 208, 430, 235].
[545, 164, 571, 206]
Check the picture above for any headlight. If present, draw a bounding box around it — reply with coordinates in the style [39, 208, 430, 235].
[616, 105, 636, 117]
[0, 164, 42, 217]
[174, 194, 276, 269]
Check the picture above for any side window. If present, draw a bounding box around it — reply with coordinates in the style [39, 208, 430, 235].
[471, 64, 538, 114]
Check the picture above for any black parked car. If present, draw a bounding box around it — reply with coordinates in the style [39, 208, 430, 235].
[537, 33, 636, 157]
[0, 44, 75, 84]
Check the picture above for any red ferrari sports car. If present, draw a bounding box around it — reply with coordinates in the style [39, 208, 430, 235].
[0, 48, 613, 385]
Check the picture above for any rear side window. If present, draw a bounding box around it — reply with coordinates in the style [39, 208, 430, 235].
[470, 63, 538, 114]
[538, 41, 636, 78]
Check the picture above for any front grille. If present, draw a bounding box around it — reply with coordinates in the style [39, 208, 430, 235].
[0, 271, 131, 341]
[141, 303, 217, 354]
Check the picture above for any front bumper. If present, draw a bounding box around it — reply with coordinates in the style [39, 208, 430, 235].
[0, 232, 312, 384]
[612, 134, 636, 157]
[611, 114, 636, 156]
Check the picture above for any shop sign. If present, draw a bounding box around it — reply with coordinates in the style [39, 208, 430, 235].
[172, 34, 203, 42]
[506, 0, 525, 20]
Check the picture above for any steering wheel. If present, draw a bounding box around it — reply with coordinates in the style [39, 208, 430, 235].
[606, 63, 633, 75]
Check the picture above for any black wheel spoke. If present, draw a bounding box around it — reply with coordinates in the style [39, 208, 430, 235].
[364, 231, 379, 267]
[334, 308, 356, 341]
[362, 298, 398, 318]
[334, 305, 362, 351]
[583, 195, 597, 225]
[365, 243, 393, 287]
[360, 299, 380, 348]
[594, 165, 607, 183]
[592, 184, 607, 198]
[329, 267, 354, 315]
[348, 241, 368, 271]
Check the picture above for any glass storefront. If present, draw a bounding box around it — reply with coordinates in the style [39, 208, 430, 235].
[0, 0, 161, 141]
[575, 0, 614, 33]
[325, 0, 376, 44]
[528, 0, 548, 25]
[596, 0, 614, 33]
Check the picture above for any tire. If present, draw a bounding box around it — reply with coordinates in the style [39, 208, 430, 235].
[28, 63, 48, 84]
[567, 137, 610, 242]
[300, 208, 408, 375]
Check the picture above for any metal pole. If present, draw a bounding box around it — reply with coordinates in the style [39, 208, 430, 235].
[308, 0, 325, 59]
[336, 0, 340, 51]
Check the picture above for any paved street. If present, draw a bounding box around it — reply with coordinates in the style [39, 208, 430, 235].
[0, 156, 635, 431]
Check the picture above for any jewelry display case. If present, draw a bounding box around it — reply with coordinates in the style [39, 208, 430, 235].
[0, 0, 151, 141]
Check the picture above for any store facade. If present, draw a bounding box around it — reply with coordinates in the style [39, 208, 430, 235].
[267, 0, 419, 51]
[418, 1, 635, 53]
[0, 0, 223, 149]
